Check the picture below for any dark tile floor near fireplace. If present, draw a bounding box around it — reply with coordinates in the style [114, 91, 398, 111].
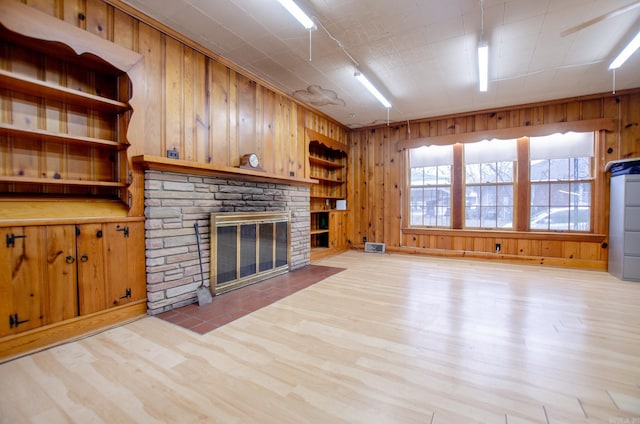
[156, 265, 345, 334]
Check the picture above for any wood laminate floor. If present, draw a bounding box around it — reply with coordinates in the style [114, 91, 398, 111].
[1, 251, 639, 423]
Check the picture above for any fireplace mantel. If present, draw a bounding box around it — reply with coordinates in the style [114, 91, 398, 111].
[133, 155, 318, 186]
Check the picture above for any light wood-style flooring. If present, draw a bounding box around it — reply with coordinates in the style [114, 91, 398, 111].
[1, 251, 639, 423]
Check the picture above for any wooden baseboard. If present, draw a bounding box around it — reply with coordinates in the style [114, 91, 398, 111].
[0, 300, 147, 362]
[354, 245, 607, 271]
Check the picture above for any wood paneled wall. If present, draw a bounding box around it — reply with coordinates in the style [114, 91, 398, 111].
[12, 0, 640, 270]
[18, 0, 348, 216]
[348, 91, 640, 269]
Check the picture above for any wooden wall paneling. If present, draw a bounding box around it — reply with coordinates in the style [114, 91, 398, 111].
[533, 106, 545, 126]
[66, 144, 91, 183]
[562, 241, 579, 261]
[164, 36, 183, 156]
[593, 130, 609, 236]
[25, 0, 57, 17]
[621, 93, 640, 159]
[278, 95, 291, 176]
[294, 104, 306, 178]
[367, 129, 381, 243]
[61, 0, 82, 26]
[579, 241, 601, 262]
[85, 0, 111, 40]
[237, 74, 256, 163]
[261, 89, 276, 175]
[138, 22, 162, 157]
[182, 46, 196, 162]
[540, 240, 562, 258]
[384, 125, 402, 248]
[112, 6, 135, 52]
[474, 113, 488, 132]
[210, 59, 229, 166]
[566, 101, 581, 122]
[254, 83, 264, 168]
[517, 239, 530, 256]
[349, 131, 364, 244]
[193, 52, 207, 163]
[543, 103, 566, 123]
[43, 141, 65, 194]
[581, 99, 602, 120]
[45, 224, 77, 324]
[227, 70, 238, 166]
[13, 139, 40, 179]
[602, 96, 620, 159]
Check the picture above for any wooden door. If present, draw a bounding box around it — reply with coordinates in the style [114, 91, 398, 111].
[0, 227, 46, 336]
[76, 224, 107, 315]
[45, 225, 78, 324]
[104, 222, 146, 307]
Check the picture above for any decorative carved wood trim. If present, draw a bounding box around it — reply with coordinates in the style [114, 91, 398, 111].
[397, 117, 617, 150]
[306, 128, 349, 154]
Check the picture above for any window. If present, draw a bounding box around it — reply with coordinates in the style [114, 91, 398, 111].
[409, 145, 452, 227]
[529, 132, 593, 231]
[406, 130, 598, 233]
[464, 139, 516, 228]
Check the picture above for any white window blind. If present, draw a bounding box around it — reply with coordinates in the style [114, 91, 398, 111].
[464, 138, 517, 164]
[530, 132, 594, 160]
[410, 144, 453, 167]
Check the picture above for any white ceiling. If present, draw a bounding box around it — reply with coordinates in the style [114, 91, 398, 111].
[119, 0, 640, 128]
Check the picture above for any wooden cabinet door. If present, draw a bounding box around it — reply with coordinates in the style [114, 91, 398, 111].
[45, 225, 78, 324]
[0, 227, 46, 336]
[329, 211, 348, 249]
[104, 222, 146, 307]
[76, 224, 107, 315]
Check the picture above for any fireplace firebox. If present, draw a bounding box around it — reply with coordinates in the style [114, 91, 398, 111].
[210, 211, 290, 294]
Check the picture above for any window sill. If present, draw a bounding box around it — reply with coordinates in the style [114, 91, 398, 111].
[402, 227, 606, 243]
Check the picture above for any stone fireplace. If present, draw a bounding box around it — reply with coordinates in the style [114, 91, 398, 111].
[143, 170, 310, 315]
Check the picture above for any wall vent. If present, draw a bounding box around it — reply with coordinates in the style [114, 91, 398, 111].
[364, 242, 385, 254]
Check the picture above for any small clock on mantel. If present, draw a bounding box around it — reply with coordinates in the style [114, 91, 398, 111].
[238, 153, 264, 171]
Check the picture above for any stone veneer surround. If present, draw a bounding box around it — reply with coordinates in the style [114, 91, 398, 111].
[144, 170, 310, 315]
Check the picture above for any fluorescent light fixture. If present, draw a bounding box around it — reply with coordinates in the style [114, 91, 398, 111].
[478, 41, 488, 92]
[354, 70, 391, 108]
[609, 30, 640, 70]
[277, 0, 315, 30]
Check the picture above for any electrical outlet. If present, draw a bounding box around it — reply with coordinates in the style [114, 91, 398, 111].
[495, 243, 501, 252]
[167, 148, 179, 159]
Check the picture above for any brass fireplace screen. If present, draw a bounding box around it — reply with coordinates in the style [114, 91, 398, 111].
[210, 211, 290, 294]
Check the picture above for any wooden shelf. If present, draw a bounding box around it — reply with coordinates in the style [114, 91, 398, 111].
[0, 176, 127, 187]
[310, 195, 345, 199]
[309, 156, 345, 169]
[0, 69, 130, 113]
[133, 155, 318, 186]
[312, 175, 344, 184]
[310, 229, 329, 235]
[0, 123, 123, 148]
[311, 209, 347, 213]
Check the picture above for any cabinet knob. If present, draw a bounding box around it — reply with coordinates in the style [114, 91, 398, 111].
[80, 254, 89, 262]
[65, 255, 75, 264]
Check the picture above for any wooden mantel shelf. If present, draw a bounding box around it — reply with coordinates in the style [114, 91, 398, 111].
[132, 155, 318, 186]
